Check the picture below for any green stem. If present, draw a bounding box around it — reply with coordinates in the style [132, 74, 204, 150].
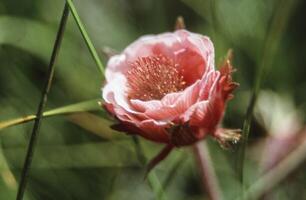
[66, 0, 105, 76]
[15, 3, 70, 200]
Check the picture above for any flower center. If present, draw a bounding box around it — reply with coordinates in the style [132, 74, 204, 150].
[126, 55, 186, 101]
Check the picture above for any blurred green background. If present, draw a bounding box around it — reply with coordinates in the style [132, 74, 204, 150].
[0, 0, 306, 199]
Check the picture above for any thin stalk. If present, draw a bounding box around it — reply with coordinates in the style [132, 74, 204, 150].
[15, 3, 69, 200]
[66, 0, 105, 76]
[193, 142, 222, 200]
[132, 136, 167, 200]
[235, 0, 299, 188]
[0, 99, 100, 131]
[161, 152, 186, 190]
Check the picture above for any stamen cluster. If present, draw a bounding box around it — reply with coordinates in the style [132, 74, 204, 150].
[126, 55, 186, 101]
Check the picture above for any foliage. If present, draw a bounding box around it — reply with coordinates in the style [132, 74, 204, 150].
[0, 0, 306, 199]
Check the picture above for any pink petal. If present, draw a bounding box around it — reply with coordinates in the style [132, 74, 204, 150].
[130, 71, 217, 122]
[183, 100, 209, 123]
[137, 120, 170, 143]
[102, 75, 148, 121]
[183, 93, 225, 133]
[105, 54, 127, 81]
[175, 48, 206, 86]
[198, 71, 220, 101]
[130, 99, 162, 112]
[106, 32, 183, 78]
[105, 30, 214, 86]
[160, 92, 182, 105]
[143, 79, 202, 120]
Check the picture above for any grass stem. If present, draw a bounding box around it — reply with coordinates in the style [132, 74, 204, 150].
[0, 99, 100, 131]
[66, 0, 105, 76]
[15, 3, 69, 200]
[132, 136, 167, 200]
[235, 0, 299, 191]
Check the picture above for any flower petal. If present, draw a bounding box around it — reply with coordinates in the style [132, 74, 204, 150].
[137, 120, 170, 143]
[130, 99, 162, 112]
[143, 79, 202, 121]
[102, 75, 148, 121]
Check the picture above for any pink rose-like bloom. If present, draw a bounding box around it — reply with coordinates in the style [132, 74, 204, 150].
[102, 30, 239, 147]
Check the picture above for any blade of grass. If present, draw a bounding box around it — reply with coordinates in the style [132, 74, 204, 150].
[65, 1, 168, 195]
[65, 1, 167, 198]
[236, 0, 299, 189]
[0, 99, 101, 131]
[147, 173, 167, 200]
[161, 151, 186, 190]
[66, 0, 105, 76]
[15, 3, 70, 200]
[132, 136, 167, 200]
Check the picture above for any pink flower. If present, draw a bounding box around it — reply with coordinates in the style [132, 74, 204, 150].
[102, 30, 239, 147]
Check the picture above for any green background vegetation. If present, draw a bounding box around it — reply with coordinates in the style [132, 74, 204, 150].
[0, 0, 305, 199]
